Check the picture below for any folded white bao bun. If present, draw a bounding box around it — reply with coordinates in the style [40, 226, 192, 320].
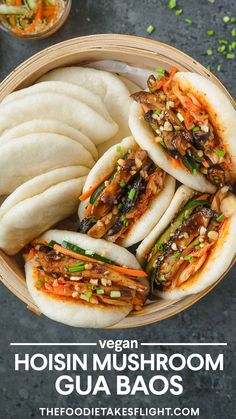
[0, 167, 88, 255]
[137, 185, 236, 299]
[0, 120, 98, 160]
[38, 67, 132, 155]
[0, 92, 118, 144]
[78, 136, 176, 247]
[25, 230, 148, 328]
[0, 133, 94, 195]
[129, 72, 236, 193]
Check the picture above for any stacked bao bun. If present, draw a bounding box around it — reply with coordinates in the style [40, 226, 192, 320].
[0, 65, 235, 328]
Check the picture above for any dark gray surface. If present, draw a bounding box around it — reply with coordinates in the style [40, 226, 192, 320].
[0, 1, 235, 418]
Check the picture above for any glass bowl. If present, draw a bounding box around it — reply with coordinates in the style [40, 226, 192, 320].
[0, 0, 72, 39]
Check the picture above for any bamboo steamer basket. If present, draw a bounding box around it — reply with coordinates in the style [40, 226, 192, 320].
[0, 34, 235, 328]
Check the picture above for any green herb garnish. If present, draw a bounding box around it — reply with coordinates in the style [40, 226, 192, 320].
[226, 53, 235, 59]
[116, 145, 122, 152]
[173, 251, 181, 260]
[223, 16, 230, 23]
[207, 49, 213, 56]
[175, 9, 182, 16]
[184, 18, 192, 24]
[207, 30, 215, 36]
[215, 149, 225, 157]
[216, 214, 225, 222]
[147, 24, 155, 34]
[155, 108, 162, 115]
[96, 289, 105, 295]
[128, 188, 136, 200]
[168, 0, 176, 9]
[37, 280, 43, 288]
[119, 179, 126, 188]
[184, 255, 195, 264]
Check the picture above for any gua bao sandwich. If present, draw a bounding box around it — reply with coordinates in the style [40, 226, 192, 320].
[129, 69, 236, 193]
[78, 137, 175, 247]
[24, 230, 149, 328]
[137, 185, 236, 299]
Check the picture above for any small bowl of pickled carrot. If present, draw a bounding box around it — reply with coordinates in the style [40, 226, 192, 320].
[0, 0, 71, 39]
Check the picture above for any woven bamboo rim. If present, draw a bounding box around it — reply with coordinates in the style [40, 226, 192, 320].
[0, 34, 235, 328]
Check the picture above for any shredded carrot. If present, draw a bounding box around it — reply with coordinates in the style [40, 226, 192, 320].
[15, 0, 22, 5]
[202, 160, 210, 168]
[170, 157, 181, 169]
[53, 244, 148, 278]
[85, 203, 93, 217]
[13, 0, 43, 34]
[79, 170, 114, 202]
[195, 194, 209, 201]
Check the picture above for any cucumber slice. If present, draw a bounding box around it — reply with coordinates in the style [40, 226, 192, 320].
[0, 5, 27, 15]
[24, 0, 38, 10]
[60, 241, 117, 266]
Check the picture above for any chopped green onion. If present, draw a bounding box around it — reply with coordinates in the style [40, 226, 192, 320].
[193, 168, 199, 175]
[160, 140, 166, 148]
[157, 74, 163, 81]
[231, 28, 236, 37]
[119, 179, 126, 188]
[96, 289, 105, 295]
[80, 294, 90, 302]
[217, 64, 222, 72]
[175, 9, 182, 16]
[216, 214, 225, 222]
[110, 291, 121, 298]
[117, 202, 123, 210]
[195, 245, 201, 250]
[174, 125, 181, 131]
[128, 188, 136, 200]
[155, 67, 165, 75]
[147, 24, 155, 34]
[208, 0, 215, 3]
[116, 145, 122, 152]
[37, 280, 43, 288]
[193, 126, 200, 132]
[207, 65, 211, 71]
[155, 108, 162, 115]
[93, 199, 99, 207]
[218, 39, 228, 45]
[207, 30, 215, 36]
[217, 45, 226, 53]
[226, 53, 235, 59]
[168, 0, 176, 9]
[230, 17, 236, 23]
[223, 16, 230, 23]
[45, 276, 49, 283]
[184, 255, 195, 264]
[207, 49, 213, 56]
[85, 291, 92, 299]
[173, 251, 181, 260]
[215, 149, 225, 157]
[184, 18, 192, 25]
[68, 266, 85, 273]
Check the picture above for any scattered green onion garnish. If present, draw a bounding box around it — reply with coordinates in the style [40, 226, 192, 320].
[147, 24, 155, 34]
[96, 289, 105, 295]
[37, 279, 43, 288]
[217, 45, 226, 53]
[155, 108, 162, 115]
[207, 49, 213, 56]
[223, 16, 230, 23]
[231, 28, 236, 37]
[173, 251, 181, 260]
[217, 64, 222, 72]
[193, 168, 199, 175]
[230, 17, 236, 23]
[184, 255, 195, 264]
[175, 9, 182, 16]
[68, 265, 85, 273]
[215, 149, 225, 157]
[93, 199, 99, 207]
[184, 18, 192, 24]
[193, 126, 200, 132]
[160, 141, 166, 148]
[155, 67, 165, 75]
[216, 214, 225, 222]
[128, 188, 136, 200]
[119, 179, 126, 188]
[208, 0, 215, 3]
[207, 30, 215, 36]
[116, 145, 122, 152]
[168, 0, 176, 9]
[226, 53, 235, 59]
[195, 245, 201, 250]
[218, 39, 228, 45]
[45, 276, 49, 283]
[174, 125, 181, 131]
[110, 291, 121, 298]
[48, 240, 58, 248]
[117, 202, 123, 210]
[85, 291, 92, 299]
[80, 294, 90, 302]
